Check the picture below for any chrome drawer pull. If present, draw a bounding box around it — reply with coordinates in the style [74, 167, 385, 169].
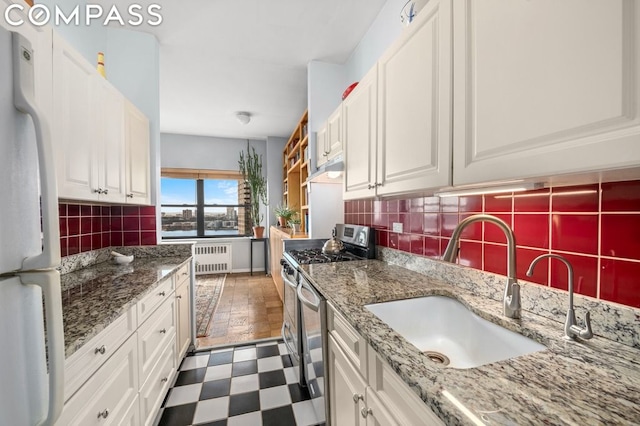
[353, 393, 364, 403]
[160, 328, 167, 334]
[161, 377, 168, 383]
[158, 291, 166, 296]
[97, 409, 109, 419]
[94, 345, 106, 355]
[176, 295, 182, 299]
[361, 407, 372, 418]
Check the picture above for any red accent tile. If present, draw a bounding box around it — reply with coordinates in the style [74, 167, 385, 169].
[68, 236, 80, 255]
[424, 237, 440, 258]
[123, 206, 139, 216]
[92, 233, 102, 250]
[111, 217, 123, 232]
[551, 214, 599, 255]
[381, 201, 389, 213]
[366, 200, 374, 213]
[389, 233, 399, 249]
[440, 197, 458, 213]
[80, 205, 92, 216]
[139, 206, 155, 216]
[513, 189, 550, 213]
[485, 194, 512, 213]
[600, 259, 640, 308]
[424, 197, 440, 213]
[101, 206, 111, 216]
[423, 213, 440, 236]
[548, 253, 598, 297]
[68, 204, 80, 217]
[111, 232, 123, 246]
[358, 200, 365, 214]
[102, 232, 111, 247]
[123, 216, 140, 231]
[373, 212, 385, 228]
[80, 235, 91, 252]
[111, 206, 122, 216]
[102, 217, 111, 232]
[602, 180, 640, 212]
[363, 213, 372, 226]
[398, 234, 411, 252]
[459, 241, 482, 269]
[459, 213, 482, 241]
[140, 231, 157, 246]
[601, 214, 640, 260]
[398, 200, 409, 213]
[92, 206, 101, 215]
[410, 197, 424, 213]
[373, 201, 382, 214]
[68, 218, 80, 236]
[59, 218, 67, 237]
[388, 213, 399, 228]
[123, 232, 140, 246]
[92, 217, 102, 233]
[60, 237, 68, 257]
[441, 237, 451, 254]
[484, 214, 512, 244]
[377, 230, 389, 247]
[484, 244, 507, 276]
[551, 184, 599, 212]
[459, 196, 482, 213]
[516, 248, 549, 285]
[514, 214, 549, 249]
[59, 204, 67, 217]
[409, 213, 423, 234]
[399, 213, 410, 233]
[81, 217, 92, 234]
[410, 235, 424, 255]
[440, 214, 459, 238]
[387, 200, 398, 213]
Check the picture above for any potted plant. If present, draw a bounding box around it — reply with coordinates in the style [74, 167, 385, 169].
[273, 203, 295, 227]
[288, 214, 301, 235]
[238, 142, 268, 238]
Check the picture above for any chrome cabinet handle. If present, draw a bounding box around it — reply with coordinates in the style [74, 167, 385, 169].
[158, 291, 166, 296]
[353, 393, 364, 403]
[176, 295, 182, 299]
[160, 328, 167, 334]
[97, 409, 109, 419]
[127, 193, 134, 198]
[361, 407, 372, 418]
[103, 189, 108, 195]
[94, 188, 104, 194]
[94, 345, 106, 355]
[161, 377, 168, 383]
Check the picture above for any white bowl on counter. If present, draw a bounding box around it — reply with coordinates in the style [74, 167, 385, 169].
[112, 255, 134, 265]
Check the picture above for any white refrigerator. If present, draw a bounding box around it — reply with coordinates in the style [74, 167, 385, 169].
[0, 21, 65, 426]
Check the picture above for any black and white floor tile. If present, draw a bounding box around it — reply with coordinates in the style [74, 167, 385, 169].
[157, 339, 326, 426]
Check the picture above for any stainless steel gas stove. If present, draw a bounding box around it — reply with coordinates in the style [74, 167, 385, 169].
[280, 224, 375, 426]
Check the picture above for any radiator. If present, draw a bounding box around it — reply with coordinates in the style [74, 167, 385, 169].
[194, 243, 232, 275]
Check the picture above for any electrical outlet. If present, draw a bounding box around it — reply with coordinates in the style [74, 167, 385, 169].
[392, 222, 403, 233]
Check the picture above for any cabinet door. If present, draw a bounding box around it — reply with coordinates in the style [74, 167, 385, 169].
[52, 33, 97, 201]
[316, 123, 328, 167]
[326, 106, 343, 161]
[343, 66, 378, 200]
[376, 0, 452, 196]
[93, 77, 126, 203]
[365, 389, 399, 426]
[328, 336, 367, 426]
[124, 100, 151, 205]
[175, 280, 191, 361]
[453, 0, 640, 185]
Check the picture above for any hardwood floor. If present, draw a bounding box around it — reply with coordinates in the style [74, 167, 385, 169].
[196, 273, 282, 348]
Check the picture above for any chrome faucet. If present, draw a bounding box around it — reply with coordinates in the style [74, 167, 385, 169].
[442, 214, 521, 319]
[526, 254, 593, 340]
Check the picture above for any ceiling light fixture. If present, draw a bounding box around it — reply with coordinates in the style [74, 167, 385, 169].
[236, 111, 251, 125]
[435, 182, 544, 197]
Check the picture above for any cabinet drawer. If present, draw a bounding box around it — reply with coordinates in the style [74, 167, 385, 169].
[137, 276, 174, 325]
[175, 262, 191, 288]
[56, 333, 139, 426]
[327, 302, 367, 378]
[64, 305, 137, 402]
[138, 296, 176, 385]
[367, 346, 444, 426]
[139, 336, 177, 426]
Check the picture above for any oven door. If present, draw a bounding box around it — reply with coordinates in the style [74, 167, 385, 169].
[280, 260, 304, 385]
[298, 275, 328, 425]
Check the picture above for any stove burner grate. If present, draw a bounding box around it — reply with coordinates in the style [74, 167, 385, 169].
[287, 248, 360, 264]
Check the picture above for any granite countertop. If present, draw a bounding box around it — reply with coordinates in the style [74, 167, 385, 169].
[60, 255, 190, 359]
[300, 259, 640, 425]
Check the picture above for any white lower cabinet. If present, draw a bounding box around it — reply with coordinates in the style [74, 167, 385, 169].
[119, 396, 141, 426]
[137, 296, 176, 384]
[139, 336, 177, 426]
[327, 304, 443, 426]
[57, 333, 139, 426]
[175, 276, 192, 361]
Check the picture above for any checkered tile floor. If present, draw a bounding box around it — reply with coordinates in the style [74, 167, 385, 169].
[157, 339, 326, 426]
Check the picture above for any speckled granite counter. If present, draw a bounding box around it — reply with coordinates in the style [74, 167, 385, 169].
[300, 253, 640, 425]
[60, 246, 192, 359]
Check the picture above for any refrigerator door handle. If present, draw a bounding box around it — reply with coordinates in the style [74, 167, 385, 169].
[12, 32, 61, 271]
[19, 271, 65, 426]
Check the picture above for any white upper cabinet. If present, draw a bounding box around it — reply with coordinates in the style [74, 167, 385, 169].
[376, 0, 452, 196]
[124, 100, 151, 205]
[343, 66, 378, 200]
[316, 122, 328, 168]
[316, 106, 343, 169]
[452, 0, 640, 185]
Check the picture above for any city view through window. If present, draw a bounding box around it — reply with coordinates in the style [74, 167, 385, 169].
[160, 177, 250, 238]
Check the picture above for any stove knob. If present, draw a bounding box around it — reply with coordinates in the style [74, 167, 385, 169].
[280, 259, 286, 266]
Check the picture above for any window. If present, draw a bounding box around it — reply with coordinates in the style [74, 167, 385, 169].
[160, 169, 250, 239]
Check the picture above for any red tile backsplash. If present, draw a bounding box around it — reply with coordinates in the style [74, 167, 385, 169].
[59, 202, 157, 256]
[345, 179, 640, 309]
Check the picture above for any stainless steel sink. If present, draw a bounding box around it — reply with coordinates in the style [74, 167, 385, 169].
[365, 296, 545, 369]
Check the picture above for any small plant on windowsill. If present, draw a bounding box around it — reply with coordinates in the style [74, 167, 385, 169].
[288, 214, 301, 235]
[239, 142, 268, 238]
[273, 203, 295, 227]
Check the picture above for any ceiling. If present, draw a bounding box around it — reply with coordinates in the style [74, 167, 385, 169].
[112, 0, 388, 140]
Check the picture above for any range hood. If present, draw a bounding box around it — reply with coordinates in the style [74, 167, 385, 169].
[308, 154, 344, 184]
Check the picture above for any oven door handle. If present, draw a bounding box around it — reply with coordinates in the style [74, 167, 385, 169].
[281, 322, 300, 361]
[281, 269, 297, 289]
[297, 282, 320, 311]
